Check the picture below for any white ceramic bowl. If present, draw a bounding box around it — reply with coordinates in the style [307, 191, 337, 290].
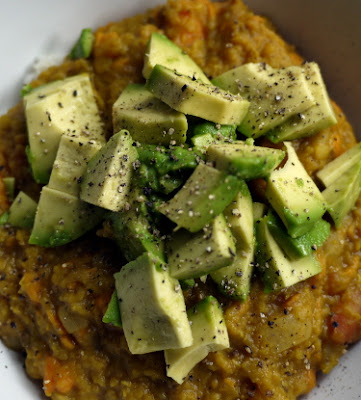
[0, 1, 360, 399]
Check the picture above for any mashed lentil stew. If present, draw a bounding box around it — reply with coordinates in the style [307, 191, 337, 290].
[0, 1, 360, 399]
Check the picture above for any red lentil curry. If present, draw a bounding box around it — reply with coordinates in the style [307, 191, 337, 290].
[0, 0, 360, 399]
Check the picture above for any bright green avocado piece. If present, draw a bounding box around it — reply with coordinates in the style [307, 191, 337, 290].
[266, 142, 326, 238]
[191, 132, 215, 153]
[48, 134, 103, 197]
[322, 160, 361, 227]
[69, 28, 94, 60]
[267, 210, 330, 259]
[146, 65, 250, 126]
[7, 191, 37, 229]
[142, 32, 211, 84]
[190, 122, 236, 153]
[210, 182, 255, 301]
[164, 296, 229, 384]
[212, 63, 315, 138]
[29, 186, 104, 247]
[102, 291, 122, 328]
[255, 216, 322, 292]
[23, 73, 104, 184]
[109, 189, 164, 262]
[3, 177, 15, 200]
[112, 84, 188, 145]
[137, 144, 202, 176]
[253, 202, 267, 221]
[80, 130, 138, 212]
[167, 214, 236, 280]
[207, 141, 285, 179]
[267, 62, 337, 143]
[192, 121, 237, 141]
[0, 212, 9, 225]
[114, 253, 192, 354]
[158, 163, 241, 232]
[316, 142, 361, 188]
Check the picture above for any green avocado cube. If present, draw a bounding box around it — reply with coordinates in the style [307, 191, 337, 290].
[23, 73, 104, 184]
[158, 163, 241, 232]
[207, 141, 285, 180]
[112, 84, 188, 145]
[322, 160, 361, 227]
[102, 291, 122, 328]
[167, 214, 236, 280]
[80, 130, 138, 212]
[29, 186, 104, 247]
[109, 189, 164, 262]
[210, 182, 255, 301]
[69, 28, 94, 60]
[316, 142, 361, 188]
[266, 142, 326, 238]
[146, 65, 250, 126]
[3, 177, 15, 200]
[165, 296, 229, 384]
[48, 134, 103, 197]
[253, 202, 267, 221]
[267, 62, 337, 143]
[255, 217, 322, 292]
[212, 63, 315, 138]
[115, 253, 192, 354]
[142, 32, 211, 84]
[7, 191, 37, 229]
[267, 210, 330, 259]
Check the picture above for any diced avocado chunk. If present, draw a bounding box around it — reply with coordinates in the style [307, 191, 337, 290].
[167, 214, 236, 280]
[212, 248, 254, 301]
[109, 189, 164, 262]
[23, 74, 100, 108]
[223, 181, 254, 248]
[207, 141, 285, 180]
[212, 63, 315, 138]
[322, 160, 361, 227]
[146, 65, 250, 126]
[102, 291, 122, 328]
[137, 144, 202, 176]
[48, 135, 104, 196]
[7, 191, 37, 229]
[253, 202, 267, 221]
[158, 163, 241, 232]
[165, 296, 229, 384]
[267, 210, 330, 259]
[112, 84, 188, 145]
[23, 73, 104, 184]
[80, 130, 138, 212]
[192, 122, 237, 141]
[21, 84, 33, 97]
[142, 32, 211, 84]
[0, 212, 9, 225]
[134, 143, 201, 195]
[211, 182, 255, 300]
[69, 28, 94, 60]
[3, 177, 15, 200]
[191, 133, 215, 153]
[115, 253, 192, 354]
[190, 122, 236, 153]
[316, 142, 361, 188]
[29, 186, 104, 247]
[267, 62, 337, 143]
[266, 142, 326, 238]
[255, 217, 322, 292]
